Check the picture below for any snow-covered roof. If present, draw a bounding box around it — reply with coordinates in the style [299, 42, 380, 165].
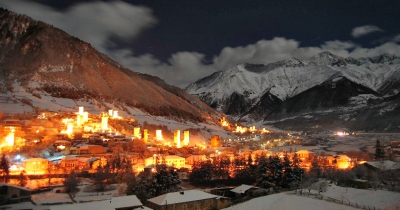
[147, 190, 220, 205]
[50, 195, 142, 210]
[364, 160, 400, 170]
[230, 184, 259, 194]
[110, 195, 142, 209]
[23, 157, 48, 162]
[0, 183, 31, 192]
[50, 200, 111, 210]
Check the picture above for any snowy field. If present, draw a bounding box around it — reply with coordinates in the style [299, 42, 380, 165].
[224, 183, 400, 210]
[3, 181, 399, 210]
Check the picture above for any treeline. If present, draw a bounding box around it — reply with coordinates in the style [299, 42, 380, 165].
[190, 153, 304, 192]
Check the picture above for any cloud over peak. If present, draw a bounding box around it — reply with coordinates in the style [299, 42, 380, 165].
[351, 25, 383, 38]
[0, 0, 157, 53]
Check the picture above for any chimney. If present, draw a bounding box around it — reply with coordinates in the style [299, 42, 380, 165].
[180, 191, 184, 195]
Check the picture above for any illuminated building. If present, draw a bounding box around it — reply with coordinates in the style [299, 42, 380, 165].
[78, 106, 84, 115]
[211, 135, 220, 148]
[101, 113, 109, 130]
[336, 155, 351, 169]
[219, 117, 229, 127]
[113, 110, 119, 119]
[143, 129, 149, 143]
[5, 129, 15, 146]
[156, 130, 163, 141]
[295, 150, 314, 160]
[185, 154, 206, 165]
[144, 155, 186, 169]
[22, 158, 49, 175]
[174, 130, 181, 148]
[183, 130, 190, 146]
[134, 127, 141, 139]
[83, 112, 89, 123]
[262, 128, 270, 133]
[76, 115, 82, 127]
[235, 126, 247, 133]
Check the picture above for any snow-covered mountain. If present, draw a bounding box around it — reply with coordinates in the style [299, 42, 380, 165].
[186, 52, 400, 132]
[0, 8, 224, 124]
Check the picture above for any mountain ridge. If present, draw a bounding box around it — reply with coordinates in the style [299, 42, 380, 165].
[186, 51, 400, 131]
[0, 8, 224, 123]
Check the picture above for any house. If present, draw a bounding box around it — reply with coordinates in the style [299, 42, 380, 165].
[110, 195, 143, 210]
[185, 154, 207, 165]
[147, 190, 231, 210]
[0, 183, 31, 205]
[50, 195, 143, 210]
[364, 160, 400, 171]
[60, 156, 98, 172]
[144, 155, 186, 169]
[22, 157, 49, 175]
[335, 155, 352, 169]
[295, 150, 314, 160]
[351, 179, 370, 189]
[68, 144, 106, 155]
[1, 119, 22, 132]
[54, 140, 72, 151]
[230, 184, 260, 198]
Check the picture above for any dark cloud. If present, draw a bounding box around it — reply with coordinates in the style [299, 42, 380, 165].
[1, 1, 400, 88]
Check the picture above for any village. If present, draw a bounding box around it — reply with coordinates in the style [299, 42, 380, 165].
[1, 106, 400, 209]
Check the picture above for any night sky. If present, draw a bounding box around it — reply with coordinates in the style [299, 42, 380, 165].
[0, 0, 399, 87]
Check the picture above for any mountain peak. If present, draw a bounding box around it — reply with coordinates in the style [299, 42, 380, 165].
[310, 51, 345, 66]
[0, 8, 223, 123]
[369, 53, 398, 63]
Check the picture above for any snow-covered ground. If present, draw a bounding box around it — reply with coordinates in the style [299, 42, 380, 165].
[0, 86, 236, 143]
[224, 183, 400, 210]
[3, 180, 400, 210]
[224, 193, 358, 210]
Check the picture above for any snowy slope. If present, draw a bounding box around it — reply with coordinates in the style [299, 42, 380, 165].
[186, 52, 400, 102]
[186, 52, 400, 130]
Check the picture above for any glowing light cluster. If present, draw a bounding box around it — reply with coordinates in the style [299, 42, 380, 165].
[235, 126, 248, 133]
[183, 130, 190, 146]
[262, 128, 270, 133]
[133, 127, 141, 139]
[156, 130, 163, 141]
[337, 131, 349, 136]
[219, 117, 229, 127]
[5, 129, 15, 146]
[174, 130, 181, 148]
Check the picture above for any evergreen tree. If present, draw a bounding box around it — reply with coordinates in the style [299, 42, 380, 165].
[125, 172, 137, 196]
[0, 154, 10, 183]
[63, 171, 80, 197]
[189, 160, 213, 185]
[233, 156, 255, 184]
[374, 139, 386, 160]
[18, 171, 28, 187]
[133, 164, 181, 203]
[255, 155, 272, 189]
[213, 156, 230, 180]
[282, 154, 295, 189]
[153, 164, 181, 195]
[93, 165, 112, 191]
[291, 153, 304, 189]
